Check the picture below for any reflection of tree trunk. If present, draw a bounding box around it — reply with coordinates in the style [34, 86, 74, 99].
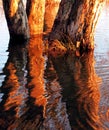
[49, 0, 104, 50]
[2, 0, 29, 39]
[0, 38, 46, 130]
[44, 58, 71, 130]
[50, 51, 102, 129]
[10, 36, 47, 130]
[27, 35, 46, 109]
[26, 0, 45, 35]
[0, 39, 28, 129]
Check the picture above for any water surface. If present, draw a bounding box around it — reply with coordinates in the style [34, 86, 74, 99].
[94, 2, 109, 129]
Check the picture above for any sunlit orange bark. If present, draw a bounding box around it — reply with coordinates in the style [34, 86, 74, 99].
[49, 0, 104, 50]
[2, 0, 29, 39]
[9, 0, 20, 17]
[26, 0, 45, 35]
[44, 0, 60, 33]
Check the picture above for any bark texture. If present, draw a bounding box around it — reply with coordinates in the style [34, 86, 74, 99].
[26, 0, 45, 35]
[44, 0, 60, 33]
[49, 0, 104, 50]
[2, 0, 30, 40]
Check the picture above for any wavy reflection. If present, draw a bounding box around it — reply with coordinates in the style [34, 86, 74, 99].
[0, 39, 28, 129]
[0, 36, 47, 129]
[27, 35, 47, 117]
[46, 51, 102, 129]
[44, 58, 71, 130]
[0, 39, 104, 129]
[8, 35, 48, 130]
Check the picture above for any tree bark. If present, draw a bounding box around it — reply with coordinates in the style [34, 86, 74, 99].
[49, 0, 104, 50]
[2, 0, 30, 40]
[44, 0, 60, 33]
[26, 0, 45, 35]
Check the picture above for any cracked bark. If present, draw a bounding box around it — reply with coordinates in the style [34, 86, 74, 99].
[26, 0, 45, 35]
[49, 0, 104, 50]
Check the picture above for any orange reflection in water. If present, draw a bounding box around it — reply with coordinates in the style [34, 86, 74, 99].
[71, 53, 102, 129]
[27, 35, 46, 112]
[73, 53, 102, 129]
[4, 63, 21, 110]
[1, 42, 28, 118]
[50, 51, 102, 129]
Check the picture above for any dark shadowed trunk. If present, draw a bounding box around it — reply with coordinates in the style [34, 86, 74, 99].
[26, 0, 45, 35]
[49, 0, 104, 50]
[2, 0, 29, 40]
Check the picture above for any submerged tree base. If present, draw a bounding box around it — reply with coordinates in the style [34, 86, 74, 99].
[44, 37, 94, 58]
[48, 40, 67, 57]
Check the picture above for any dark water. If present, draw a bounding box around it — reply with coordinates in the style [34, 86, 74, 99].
[0, 3, 109, 130]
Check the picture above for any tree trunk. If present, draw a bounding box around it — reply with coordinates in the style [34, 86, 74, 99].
[49, 0, 104, 50]
[26, 0, 45, 35]
[2, 0, 30, 40]
[44, 0, 60, 33]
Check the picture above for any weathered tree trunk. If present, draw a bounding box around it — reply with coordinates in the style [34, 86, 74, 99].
[44, 0, 60, 33]
[49, 0, 104, 50]
[2, 0, 30, 40]
[26, 0, 45, 35]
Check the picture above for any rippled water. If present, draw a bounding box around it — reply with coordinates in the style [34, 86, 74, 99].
[0, 8, 9, 100]
[94, 2, 109, 129]
[0, 2, 109, 130]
